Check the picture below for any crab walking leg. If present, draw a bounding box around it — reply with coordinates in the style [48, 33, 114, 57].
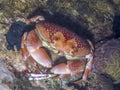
[26, 15, 45, 23]
[74, 56, 94, 83]
[83, 56, 94, 79]
[74, 40, 94, 83]
[25, 30, 52, 68]
[23, 15, 45, 24]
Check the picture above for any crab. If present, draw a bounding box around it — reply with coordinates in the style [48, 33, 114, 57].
[7, 15, 94, 84]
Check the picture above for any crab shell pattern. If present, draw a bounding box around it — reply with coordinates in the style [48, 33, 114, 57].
[21, 16, 94, 83]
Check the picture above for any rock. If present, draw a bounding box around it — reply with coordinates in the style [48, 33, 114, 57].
[94, 39, 120, 84]
[0, 84, 12, 90]
[0, 57, 15, 89]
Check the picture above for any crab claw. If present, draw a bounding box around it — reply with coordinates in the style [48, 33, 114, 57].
[21, 30, 52, 68]
[50, 60, 85, 78]
[51, 63, 70, 74]
[28, 48, 52, 68]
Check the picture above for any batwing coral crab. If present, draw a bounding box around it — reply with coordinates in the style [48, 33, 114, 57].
[6, 15, 94, 84]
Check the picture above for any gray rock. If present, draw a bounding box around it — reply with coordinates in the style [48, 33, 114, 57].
[0, 57, 15, 89]
[94, 39, 120, 84]
[0, 84, 12, 90]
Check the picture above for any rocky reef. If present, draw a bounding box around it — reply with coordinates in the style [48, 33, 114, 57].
[94, 39, 120, 84]
[0, 0, 120, 90]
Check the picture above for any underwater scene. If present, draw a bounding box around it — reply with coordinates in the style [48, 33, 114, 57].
[0, 0, 120, 90]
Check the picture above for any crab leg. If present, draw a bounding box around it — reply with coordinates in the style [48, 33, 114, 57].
[74, 40, 94, 83]
[27, 15, 45, 23]
[24, 30, 52, 68]
[29, 73, 56, 80]
[74, 56, 94, 83]
[23, 15, 45, 24]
